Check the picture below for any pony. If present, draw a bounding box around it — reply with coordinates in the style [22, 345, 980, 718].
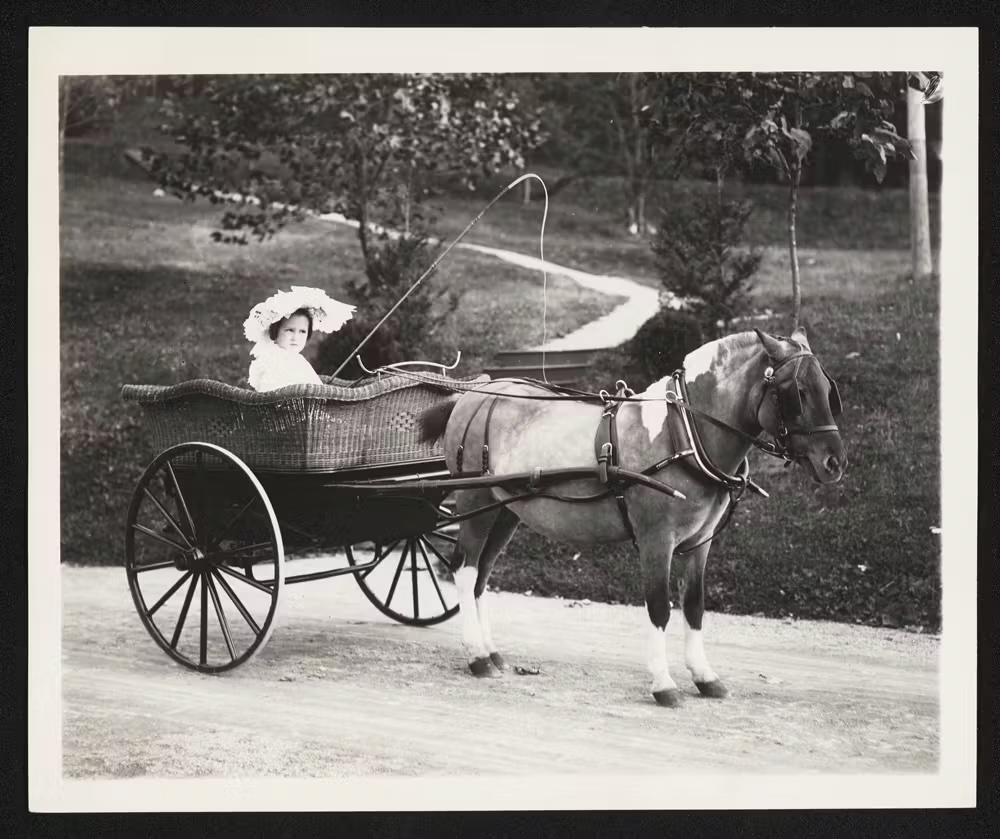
[419, 328, 846, 707]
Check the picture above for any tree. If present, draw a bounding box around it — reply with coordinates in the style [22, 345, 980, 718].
[528, 73, 666, 235]
[652, 195, 762, 336]
[646, 72, 916, 329]
[58, 76, 129, 194]
[906, 72, 942, 280]
[146, 74, 544, 368]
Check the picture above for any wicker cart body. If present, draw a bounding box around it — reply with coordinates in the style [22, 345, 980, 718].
[121, 372, 485, 673]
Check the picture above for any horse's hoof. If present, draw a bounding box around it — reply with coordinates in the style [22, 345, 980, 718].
[652, 688, 684, 707]
[489, 652, 509, 671]
[695, 679, 729, 699]
[469, 656, 502, 678]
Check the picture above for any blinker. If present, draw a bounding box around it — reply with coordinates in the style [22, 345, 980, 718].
[775, 361, 842, 418]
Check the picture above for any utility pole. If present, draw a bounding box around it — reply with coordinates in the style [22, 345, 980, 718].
[906, 82, 934, 280]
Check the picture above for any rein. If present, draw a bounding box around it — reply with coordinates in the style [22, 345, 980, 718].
[392, 344, 844, 553]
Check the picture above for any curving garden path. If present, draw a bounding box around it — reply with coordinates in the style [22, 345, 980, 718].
[315, 209, 662, 352]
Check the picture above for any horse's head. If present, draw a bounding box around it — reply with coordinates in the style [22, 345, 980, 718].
[754, 328, 847, 484]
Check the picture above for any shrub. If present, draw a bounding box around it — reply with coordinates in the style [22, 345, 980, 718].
[651, 194, 762, 336]
[580, 308, 705, 397]
[623, 307, 706, 390]
[313, 233, 459, 378]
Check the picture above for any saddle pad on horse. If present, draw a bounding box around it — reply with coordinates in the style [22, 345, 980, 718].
[122, 372, 489, 473]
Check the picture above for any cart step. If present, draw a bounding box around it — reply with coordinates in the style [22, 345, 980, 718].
[484, 348, 601, 387]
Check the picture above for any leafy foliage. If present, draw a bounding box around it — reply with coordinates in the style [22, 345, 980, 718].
[59, 76, 133, 138]
[641, 72, 918, 329]
[645, 72, 916, 186]
[651, 195, 762, 335]
[149, 74, 543, 239]
[143, 73, 543, 369]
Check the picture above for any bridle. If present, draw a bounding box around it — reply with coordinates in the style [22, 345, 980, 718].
[753, 349, 843, 462]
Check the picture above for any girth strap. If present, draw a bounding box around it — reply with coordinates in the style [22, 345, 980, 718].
[595, 382, 640, 551]
[456, 393, 502, 475]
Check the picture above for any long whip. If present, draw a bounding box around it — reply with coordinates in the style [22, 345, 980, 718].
[331, 173, 550, 380]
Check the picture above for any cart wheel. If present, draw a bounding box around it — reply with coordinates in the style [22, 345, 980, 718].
[125, 442, 284, 673]
[346, 499, 459, 626]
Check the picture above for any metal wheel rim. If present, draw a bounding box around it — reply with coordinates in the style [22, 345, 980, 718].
[124, 442, 284, 673]
[346, 503, 459, 627]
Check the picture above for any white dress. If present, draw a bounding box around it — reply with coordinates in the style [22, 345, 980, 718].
[247, 340, 323, 391]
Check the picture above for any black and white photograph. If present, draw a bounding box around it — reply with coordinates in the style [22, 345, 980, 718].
[28, 27, 978, 812]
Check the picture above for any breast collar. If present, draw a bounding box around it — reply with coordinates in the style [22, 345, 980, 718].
[665, 370, 762, 494]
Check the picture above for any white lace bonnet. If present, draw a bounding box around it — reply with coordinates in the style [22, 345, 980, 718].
[243, 286, 356, 345]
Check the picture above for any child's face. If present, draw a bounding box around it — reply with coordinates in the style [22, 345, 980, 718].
[274, 313, 310, 353]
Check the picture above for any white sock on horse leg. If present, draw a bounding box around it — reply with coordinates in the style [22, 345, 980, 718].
[475, 591, 498, 654]
[646, 624, 677, 693]
[683, 617, 719, 683]
[455, 567, 487, 659]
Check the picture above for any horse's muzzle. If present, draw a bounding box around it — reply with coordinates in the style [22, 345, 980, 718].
[798, 433, 847, 484]
[802, 434, 847, 484]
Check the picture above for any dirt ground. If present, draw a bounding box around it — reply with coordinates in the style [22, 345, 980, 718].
[61, 560, 939, 779]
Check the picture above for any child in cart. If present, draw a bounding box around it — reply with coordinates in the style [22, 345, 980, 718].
[243, 286, 356, 391]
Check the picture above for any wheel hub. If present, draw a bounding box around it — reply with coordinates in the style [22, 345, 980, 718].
[173, 546, 207, 571]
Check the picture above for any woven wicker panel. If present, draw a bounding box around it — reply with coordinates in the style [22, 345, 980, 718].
[122, 373, 488, 473]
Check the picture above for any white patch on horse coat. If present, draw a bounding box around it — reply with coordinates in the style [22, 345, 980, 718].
[454, 567, 487, 659]
[639, 378, 669, 444]
[646, 625, 677, 692]
[682, 618, 718, 683]
[683, 341, 720, 384]
[476, 591, 498, 654]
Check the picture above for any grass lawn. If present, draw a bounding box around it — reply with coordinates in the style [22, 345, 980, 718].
[57, 142, 942, 630]
[431, 175, 940, 286]
[491, 272, 941, 631]
[59, 172, 621, 564]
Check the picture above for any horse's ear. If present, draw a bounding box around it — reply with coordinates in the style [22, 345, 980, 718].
[754, 328, 784, 361]
[790, 326, 811, 351]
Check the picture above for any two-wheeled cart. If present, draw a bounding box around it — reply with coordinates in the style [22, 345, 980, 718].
[121, 370, 488, 673]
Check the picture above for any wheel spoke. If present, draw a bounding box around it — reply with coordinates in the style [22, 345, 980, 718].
[359, 540, 401, 582]
[165, 460, 197, 542]
[211, 568, 261, 635]
[416, 538, 449, 612]
[142, 487, 194, 550]
[209, 496, 258, 550]
[148, 570, 193, 618]
[132, 523, 188, 552]
[384, 541, 409, 611]
[200, 572, 208, 666]
[134, 559, 181, 574]
[431, 530, 458, 544]
[213, 561, 275, 594]
[410, 540, 420, 620]
[206, 572, 236, 662]
[170, 574, 199, 650]
[420, 534, 455, 571]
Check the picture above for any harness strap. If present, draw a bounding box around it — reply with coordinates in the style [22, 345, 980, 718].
[595, 384, 640, 551]
[455, 394, 501, 476]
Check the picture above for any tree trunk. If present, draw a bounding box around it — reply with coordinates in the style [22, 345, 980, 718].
[523, 178, 532, 204]
[636, 191, 646, 236]
[906, 85, 933, 279]
[788, 162, 802, 331]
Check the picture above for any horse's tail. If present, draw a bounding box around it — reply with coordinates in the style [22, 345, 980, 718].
[418, 393, 462, 442]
